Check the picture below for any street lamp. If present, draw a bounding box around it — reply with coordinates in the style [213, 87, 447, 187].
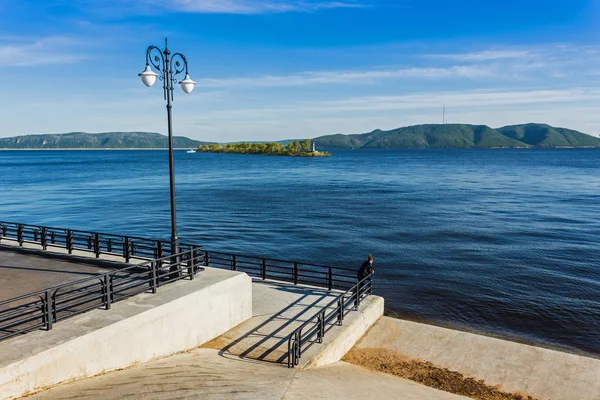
[139, 38, 196, 258]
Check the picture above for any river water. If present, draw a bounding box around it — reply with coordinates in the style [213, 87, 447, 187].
[0, 149, 598, 356]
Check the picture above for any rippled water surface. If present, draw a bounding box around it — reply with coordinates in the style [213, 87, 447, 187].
[1, 149, 598, 355]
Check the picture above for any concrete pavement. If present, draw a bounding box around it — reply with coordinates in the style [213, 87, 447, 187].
[26, 348, 469, 400]
[0, 268, 252, 400]
[0, 247, 119, 301]
[354, 316, 600, 400]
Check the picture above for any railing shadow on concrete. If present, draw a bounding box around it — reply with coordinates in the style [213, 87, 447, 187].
[215, 286, 333, 365]
[286, 275, 373, 368]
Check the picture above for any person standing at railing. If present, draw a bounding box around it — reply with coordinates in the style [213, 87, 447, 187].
[357, 254, 374, 295]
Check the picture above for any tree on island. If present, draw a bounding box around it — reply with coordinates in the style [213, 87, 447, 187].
[197, 139, 330, 157]
[300, 139, 311, 152]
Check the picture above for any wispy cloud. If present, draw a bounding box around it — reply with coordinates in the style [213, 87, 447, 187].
[196, 44, 600, 88]
[309, 88, 600, 112]
[186, 88, 600, 117]
[0, 36, 88, 67]
[144, 0, 364, 14]
[179, 87, 600, 139]
[426, 49, 533, 62]
[199, 65, 496, 87]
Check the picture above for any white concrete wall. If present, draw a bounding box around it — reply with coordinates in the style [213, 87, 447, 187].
[0, 268, 252, 400]
[302, 296, 384, 369]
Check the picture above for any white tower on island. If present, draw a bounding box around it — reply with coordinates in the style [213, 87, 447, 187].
[312, 142, 316, 152]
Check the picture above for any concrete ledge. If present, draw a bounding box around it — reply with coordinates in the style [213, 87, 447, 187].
[356, 317, 600, 400]
[0, 268, 252, 400]
[302, 295, 384, 369]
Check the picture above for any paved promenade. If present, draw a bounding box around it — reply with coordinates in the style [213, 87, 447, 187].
[0, 246, 120, 301]
[25, 280, 465, 400]
[27, 348, 468, 400]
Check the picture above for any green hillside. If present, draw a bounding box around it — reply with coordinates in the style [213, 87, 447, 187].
[496, 123, 600, 147]
[0, 132, 210, 149]
[313, 123, 600, 149]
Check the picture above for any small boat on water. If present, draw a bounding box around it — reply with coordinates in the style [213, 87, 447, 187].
[186, 149, 196, 153]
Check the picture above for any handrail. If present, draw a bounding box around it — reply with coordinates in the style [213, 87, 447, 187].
[0, 221, 366, 346]
[0, 221, 356, 290]
[0, 221, 198, 262]
[200, 249, 357, 290]
[0, 247, 203, 342]
[0, 220, 196, 247]
[205, 249, 357, 273]
[286, 274, 373, 368]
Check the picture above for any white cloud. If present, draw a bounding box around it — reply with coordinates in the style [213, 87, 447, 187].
[145, 0, 363, 14]
[426, 49, 533, 62]
[199, 65, 497, 87]
[0, 36, 88, 67]
[174, 87, 600, 139]
[192, 44, 600, 90]
[307, 88, 600, 112]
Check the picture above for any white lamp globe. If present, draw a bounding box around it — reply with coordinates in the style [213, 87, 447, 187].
[139, 65, 159, 87]
[180, 74, 196, 94]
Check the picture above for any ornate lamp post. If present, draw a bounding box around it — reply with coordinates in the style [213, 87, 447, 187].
[139, 38, 196, 257]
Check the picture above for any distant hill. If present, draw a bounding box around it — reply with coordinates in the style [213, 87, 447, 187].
[496, 124, 600, 148]
[3, 123, 599, 150]
[312, 123, 600, 149]
[0, 132, 211, 149]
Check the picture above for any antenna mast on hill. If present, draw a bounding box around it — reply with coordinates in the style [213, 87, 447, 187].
[443, 104, 446, 124]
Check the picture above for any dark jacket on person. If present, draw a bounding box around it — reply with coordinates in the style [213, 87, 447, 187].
[358, 260, 374, 281]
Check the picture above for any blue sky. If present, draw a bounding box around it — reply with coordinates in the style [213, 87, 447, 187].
[1, 0, 600, 141]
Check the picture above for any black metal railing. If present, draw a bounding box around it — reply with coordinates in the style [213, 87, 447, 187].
[0, 221, 358, 293]
[199, 250, 357, 291]
[0, 221, 197, 262]
[0, 221, 367, 346]
[287, 275, 373, 368]
[0, 248, 203, 342]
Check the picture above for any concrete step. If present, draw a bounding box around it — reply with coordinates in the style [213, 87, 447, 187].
[203, 279, 384, 369]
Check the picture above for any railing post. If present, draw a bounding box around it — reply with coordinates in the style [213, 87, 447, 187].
[107, 238, 112, 253]
[354, 283, 359, 311]
[317, 312, 323, 343]
[261, 259, 267, 280]
[297, 329, 303, 360]
[50, 231, 56, 244]
[338, 297, 344, 325]
[327, 267, 333, 291]
[87, 235, 92, 250]
[288, 337, 293, 368]
[41, 227, 48, 250]
[17, 224, 23, 245]
[94, 233, 101, 258]
[66, 230, 73, 254]
[293, 262, 298, 285]
[45, 289, 53, 330]
[150, 262, 157, 293]
[188, 251, 194, 280]
[104, 273, 112, 309]
[322, 310, 326, 339]
[33, 229, 39, 242]
[154, 240, 163, 259]
[195, 247, 202, 273]
[204, 251, 210, 266]
[123, 237, 130, 263]
[232, 255, 237, 271]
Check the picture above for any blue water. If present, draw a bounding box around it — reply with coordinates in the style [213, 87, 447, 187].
[1, 149, 599, 356]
